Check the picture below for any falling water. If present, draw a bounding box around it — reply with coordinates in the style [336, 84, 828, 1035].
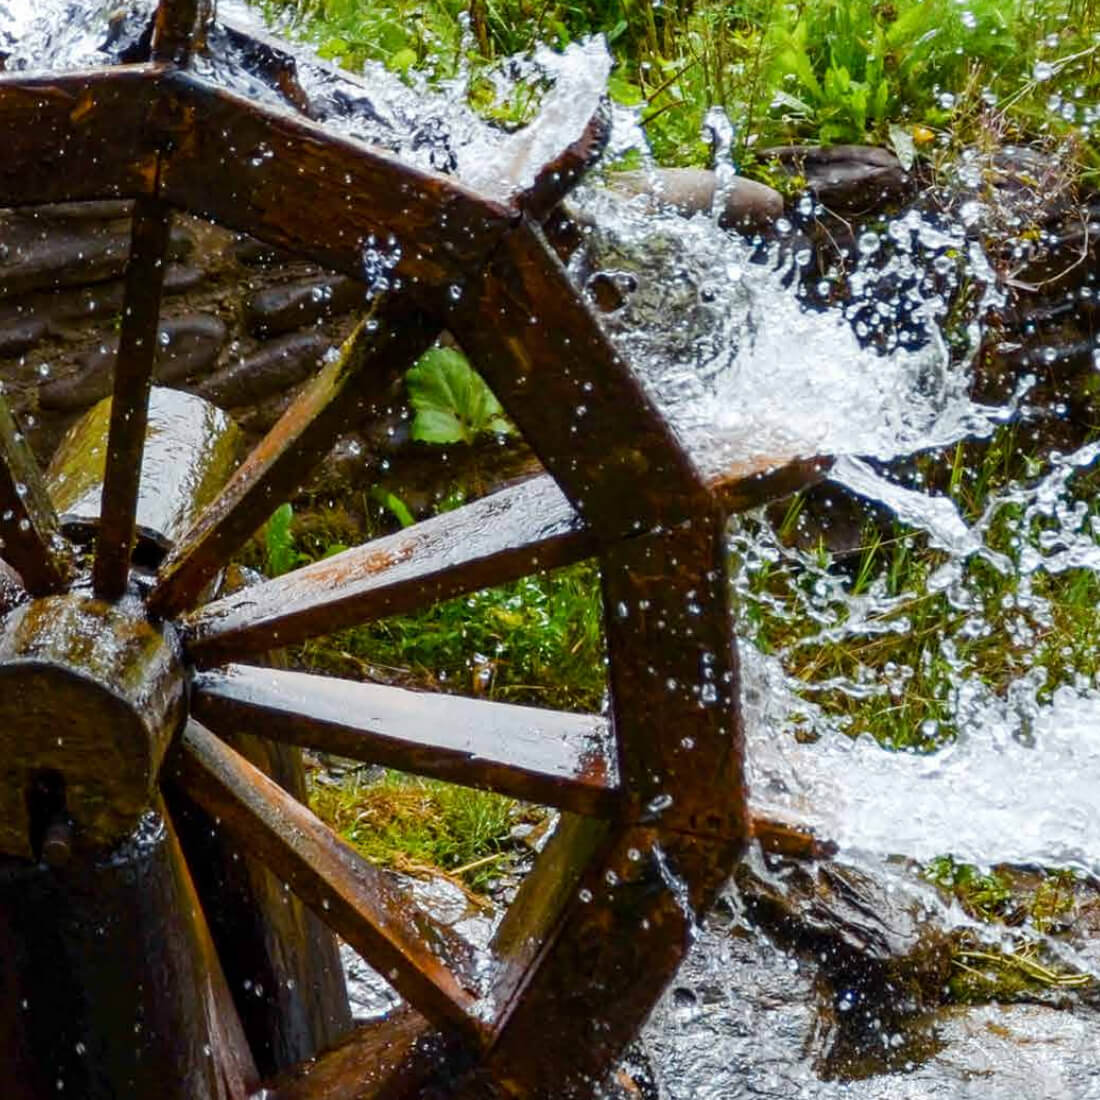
[5, 4, 1100, 1092]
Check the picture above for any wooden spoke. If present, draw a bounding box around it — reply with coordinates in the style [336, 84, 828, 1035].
[148, 305, 439, 620]
[152, 0, 208, 64]
[601, 520, 748, 842]
[192, 665, 618, 816]
[0, 68, 162, 208]
[256, 1008, 453, 1100]
[93, 198, 174, 599]
[448, 222, 710, 541]
[156, 71, 511, 287]
[709, 453, 833, 515]
[182, 473, 590, 664]
[460, 828, 738, 1096]
[170, 721, 488, 1047]
[0, 398, 70, 594]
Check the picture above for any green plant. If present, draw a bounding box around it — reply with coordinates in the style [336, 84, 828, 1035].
[263, 502, 306, 576]
[406, 346, 513, 445]
[310, 767, 537, 892]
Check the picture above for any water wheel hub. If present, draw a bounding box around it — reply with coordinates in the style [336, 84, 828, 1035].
[0, 592, 185, 861]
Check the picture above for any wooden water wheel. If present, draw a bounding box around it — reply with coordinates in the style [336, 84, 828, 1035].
[0, 2, 828, 1096]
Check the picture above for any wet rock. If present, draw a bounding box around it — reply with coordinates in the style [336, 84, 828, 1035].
[39, 313, 229, 410]
[0, 227, 132, 298]
[0, 317, 46, 359]
[245, 275, 366, 337]
[0, 218, 194, 300]
[154, 313, 229, 383]
[197, 331, 331, 409]
[609, 168, 784, 234]
[18, 200, 133, 224]
[233, 234, 298, 268]
[761, 145, 912, 213]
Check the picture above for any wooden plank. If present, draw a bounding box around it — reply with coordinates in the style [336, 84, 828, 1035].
[0, 397, 70, 594]
[182, 474, 589, 664]
[601, 519, 748, 842]
[93, 198, 174, 598]
[0, 68, 162, 208]
[155, 71, 512, 288]
[152, 0, 208, 64]
[709, 453, 833, 515]
[448, 221, 710, 542]
[148, 305, 439, 619]
[170, 721, 488, 1047]
[191, 665, 619, 816]
[457, 827, 739, 1098]
[255, 1008, 458, 1100]
[168, 732, 353, 1078]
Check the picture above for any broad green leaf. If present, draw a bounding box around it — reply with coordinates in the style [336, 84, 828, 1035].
[406, 346, 513, 445]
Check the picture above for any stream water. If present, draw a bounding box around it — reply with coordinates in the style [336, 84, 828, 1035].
[4, 2, 1100, 1094]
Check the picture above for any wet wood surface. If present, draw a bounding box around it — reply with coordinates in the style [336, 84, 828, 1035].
[257, 1008, 457, 1100]
[94, 198, 174, 597]
[170, 733, 353, 1078]
[155, 71, 512, 289]
[0, 68, 162, 208]
[0, 396, 70, 594]
[152, 0, 208, 64]
[601, 519, 748, 842]
[0, 805, 258, 1100]
[183, 474, 590, 664]
[171, 721, 488, 1047]
[458, 827, 738, 1099]
[150, 306, 438, 619]
[192, 664, 619, 816]
[448, 222, 711, 541]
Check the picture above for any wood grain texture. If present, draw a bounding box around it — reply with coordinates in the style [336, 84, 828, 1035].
[0, 397, 70, 594]
[94, 198, 174, 598]
[155, 71, 512, 289]
[0, 68, 162, 208]
[152, 0, 209, 64]
[171, 721, 488, 1047]
[149, 305, 439, 619]
[183, 474, 589, 664]
[448, 222, 710, 542]
[192, 665, 618, 815]
[601, 518, 748, 842]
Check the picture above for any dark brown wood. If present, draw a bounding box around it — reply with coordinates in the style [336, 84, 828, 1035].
[171, 721, 488, 1047]
[710, 453, 833, 515]
[0, 804, 258, 1100]
[152, 0, 209, 64]
[94, 198, 174, 598]
[0, 594, 185, 860]
[257, 1008, 462, 1100]
[192, 665, 619, 816]
[448, 221, 711, 541]
[169, 733, 353, 1078]
[0, 68, 162, 208]
[0, 397, 69, 594]
[149, 306, 439, 620]
[601, 519, 748, 842]
[155, 71, 512, 288]
[459, 827, 739, 1098]
[183, 474, 590, 664]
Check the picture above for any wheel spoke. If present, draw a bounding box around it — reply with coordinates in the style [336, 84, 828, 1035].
[93, 197, 174, 599]
[448, 222, 710, 541]
[0, 397, 70, 594]
[192, 665, 618, 816]
[149, 305, 439, 619]
[182, 473, 590, 664]
[255, 1008, 449, 1100]
[171, 721, 488, 1046]
[152, 0, 207, 64]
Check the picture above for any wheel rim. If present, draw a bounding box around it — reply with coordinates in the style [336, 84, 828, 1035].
[0, 2, 825, 1096]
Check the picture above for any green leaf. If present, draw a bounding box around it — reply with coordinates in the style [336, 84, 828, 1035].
[406, 346, 513, 445]
[370, 486, 415, 528]
[888, 123, 917, 170]
[265, 502, 297, 577]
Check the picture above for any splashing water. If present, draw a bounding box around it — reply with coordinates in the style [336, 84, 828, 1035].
[6, 3, 1100, 1088]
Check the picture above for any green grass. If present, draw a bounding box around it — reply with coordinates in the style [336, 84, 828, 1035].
[310, 768, 538, 893]
[257, 0, 1100, 183]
